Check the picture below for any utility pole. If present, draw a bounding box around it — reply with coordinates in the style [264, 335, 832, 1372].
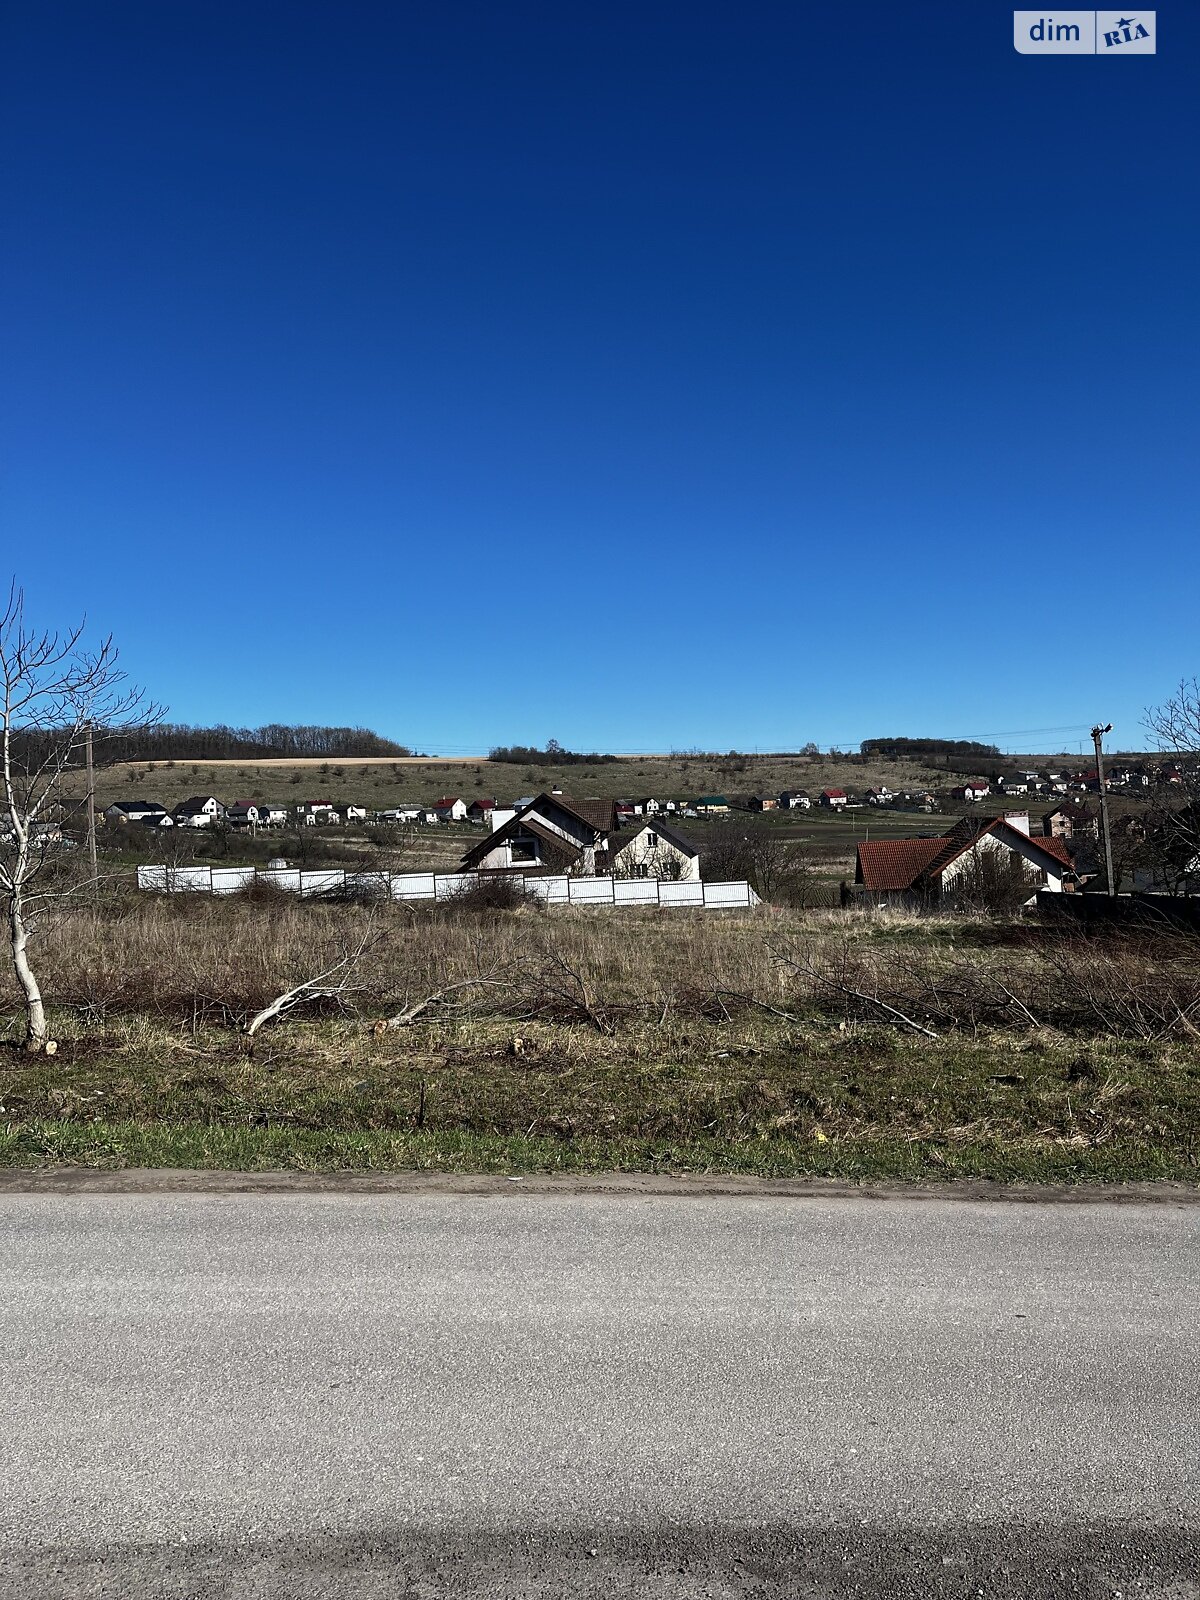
[1091, 722, 1116, 897]
[85, 722, 98, 889]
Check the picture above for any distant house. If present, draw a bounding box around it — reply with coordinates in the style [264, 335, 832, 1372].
[1044, 801, 1099, 841]
[746, 795, 777, 812]
[467, 798, 498, 824]
[380, 806, 421, 824]
[615, 801, 637, 822]
[997, 774, 1029, 795]
[864, 787, 893, 807]
[296, 799, 336, 822]
[433, 796, 468, 822]
[636, 797, 663, 816]
[610, 820, 700, 881]
[819, 789, 847, 810]
[461, 793, 617, 875]
[856, 813, 1072, 906]
[226, 801, 260, 828]
[258, 804, 288, 827]
[171, 796, 227, 828]
[334, 803, 367, 824]
[695, 795, 729, 814]
[105, 800, 169, 827]
[779, 791, 811, 810]
[950, 781, 991, 803]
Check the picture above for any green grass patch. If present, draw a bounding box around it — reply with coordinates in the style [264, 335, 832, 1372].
[3, 1018, 1197, 1183]
[1, 1118, 1195, 1183]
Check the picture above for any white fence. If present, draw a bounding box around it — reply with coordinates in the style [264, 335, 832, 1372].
[135, 865, 761, 910]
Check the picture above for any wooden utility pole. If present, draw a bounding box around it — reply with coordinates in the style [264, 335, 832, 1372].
[85, 722, 98, 887]
[1091, 722, 1116, 897]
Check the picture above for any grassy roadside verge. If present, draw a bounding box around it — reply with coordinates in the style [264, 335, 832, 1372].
[1, 1119, 1195, 1182]
[2, 1017, 1197, 1183]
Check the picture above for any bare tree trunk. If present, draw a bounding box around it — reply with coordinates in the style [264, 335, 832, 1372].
[8, 886, 49, 1051]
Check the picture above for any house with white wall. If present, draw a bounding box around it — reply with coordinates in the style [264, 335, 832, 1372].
[610, 820, 700, 881]
[461, 793, 617, 875]
[171, 796, 227, 828]
[855, 813, 1072, 907]
[434, 796, 468, 822]
[105, 800, 171, 826]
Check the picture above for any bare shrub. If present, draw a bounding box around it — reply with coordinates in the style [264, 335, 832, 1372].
[437, 874, 545, 916]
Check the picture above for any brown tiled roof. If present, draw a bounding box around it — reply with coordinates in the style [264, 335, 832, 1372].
[538, 794, 616, 834]
[856, 837, 948, 891]
[857, 818, 1072, 891]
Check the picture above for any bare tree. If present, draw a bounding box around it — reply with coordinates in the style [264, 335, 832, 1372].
[1144, 680, 1200, 892]
[0, 584, 159, 1052]
[702, 819, 817, 906]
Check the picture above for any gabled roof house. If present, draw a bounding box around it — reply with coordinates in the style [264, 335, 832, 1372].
[461, 793, 618, 876]
[855, 814, 1073, 906]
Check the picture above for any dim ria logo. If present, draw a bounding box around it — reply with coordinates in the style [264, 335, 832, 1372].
[1013, 11, 1156, 53]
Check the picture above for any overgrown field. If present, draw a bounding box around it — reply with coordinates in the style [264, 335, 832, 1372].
[62, 749, 957, 817]
[2, 894, 1198, 1181]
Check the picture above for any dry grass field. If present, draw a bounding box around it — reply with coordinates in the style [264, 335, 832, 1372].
[64, 750, 958, 818]
[2, 889, 1197, 1182]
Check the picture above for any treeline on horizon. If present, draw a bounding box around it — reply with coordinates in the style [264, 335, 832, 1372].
[488, 739, 619, 766]
[860, 736, 1002, 762]
[119, 724, 413, 761]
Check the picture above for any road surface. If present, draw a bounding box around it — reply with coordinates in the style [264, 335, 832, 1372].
[1, 1187, 1197, 1597]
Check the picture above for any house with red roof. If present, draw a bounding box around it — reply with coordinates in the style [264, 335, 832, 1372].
[433, 796, 468, 822]
[950, 780, 991, 803]
[820, 788, 847, 809]
[855, 813, 1073, 907]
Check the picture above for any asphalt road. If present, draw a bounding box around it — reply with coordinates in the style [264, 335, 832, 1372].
[1, 1189, 1198, 1598]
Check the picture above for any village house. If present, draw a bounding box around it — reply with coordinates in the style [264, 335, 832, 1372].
[171, 796, 227, 828]
[746, 795, 778, 812]
[856, 813, 1072, 907]
[819, 789, 847, 810]
[864, 787, 893, 806]
[610, 819, 700, 881]
[1043, 801, 1099, 841]
[379, 806, 421, 824]
[460, 793, 617, 875]
[433, 796, 468, 822]
[467, 798, 498, 824]
[779, 791, 811, 810]
[334, 803, 367, 824]
[950, 780, 991, 803]
[296, 800, 339, 825]
[694, 795, 729, 814]
[226, 801, 261, 828]
[997, 774, 1029, 795]
[258, 804, 288, 826]
[105, 800, 171, 827]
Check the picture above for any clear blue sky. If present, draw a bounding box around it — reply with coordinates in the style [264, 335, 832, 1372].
[3, 3, 1196, 755]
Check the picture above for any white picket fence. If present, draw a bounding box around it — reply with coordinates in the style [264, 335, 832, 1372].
[135, 864, 761, 910]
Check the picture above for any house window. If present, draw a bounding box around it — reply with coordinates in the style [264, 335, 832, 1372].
[647, 832, 658, 847]
[511, 835, 537, 863]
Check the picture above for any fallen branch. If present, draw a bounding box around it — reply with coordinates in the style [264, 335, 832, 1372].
[382, 975, 513, 1028]
[771, 945, 939, 1039]
[243, 932, 375, 1045]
